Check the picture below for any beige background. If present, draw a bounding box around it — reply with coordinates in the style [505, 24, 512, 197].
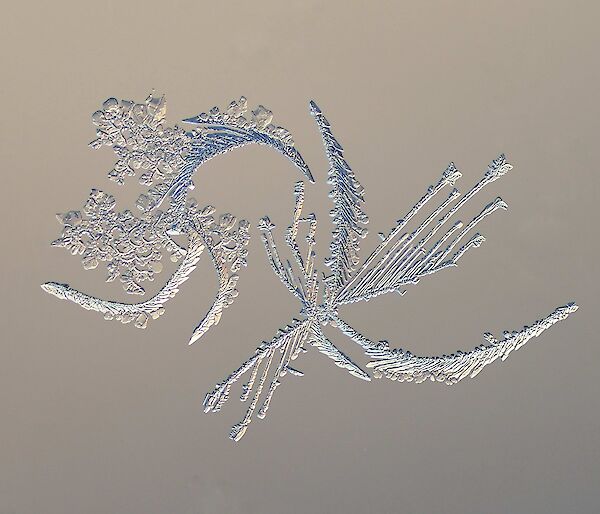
[1, 1, 599, 513]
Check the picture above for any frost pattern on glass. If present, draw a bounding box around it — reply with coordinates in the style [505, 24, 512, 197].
[42, 93, 309, 342]
[203, 101, 577, 441]
[42, 94, 577, 442]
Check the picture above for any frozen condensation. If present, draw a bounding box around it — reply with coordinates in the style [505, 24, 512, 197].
[42, 94, 578, 441]
[202, 101, 578, 441]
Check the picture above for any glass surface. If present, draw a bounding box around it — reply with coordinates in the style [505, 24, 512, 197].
[1, 2, 598, 513]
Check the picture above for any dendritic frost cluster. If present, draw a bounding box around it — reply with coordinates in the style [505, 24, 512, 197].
[42, 93, 578, 441]
[44, 93, 309, 340]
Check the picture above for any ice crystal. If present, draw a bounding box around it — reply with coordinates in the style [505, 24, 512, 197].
[43, 93, 310, 342]
[203, 101, 577, 440]
[42, 93, 578, 442]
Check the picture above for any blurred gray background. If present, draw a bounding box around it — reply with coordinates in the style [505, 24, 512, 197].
[1, 1, 599, 513]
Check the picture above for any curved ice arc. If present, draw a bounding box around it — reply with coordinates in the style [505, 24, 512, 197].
[42, 211, 251, 338]
[333, 304, 578, 384]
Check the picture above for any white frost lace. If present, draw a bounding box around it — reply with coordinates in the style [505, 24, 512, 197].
[42, 94, 578, 441]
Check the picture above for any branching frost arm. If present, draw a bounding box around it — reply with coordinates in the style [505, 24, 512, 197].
[309, 326, 370, 381]
[90, 95, 312, 225]
[41, 230, 206, 329]
[203, 318, 312, 441]
[310, 101, 368, 298]
[187, 212, 250, 345]
[336, 156, 513, 305]
[332, 304, 578, 384]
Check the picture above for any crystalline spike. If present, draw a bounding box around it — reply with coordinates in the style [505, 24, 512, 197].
[310, 100, 368, 297]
